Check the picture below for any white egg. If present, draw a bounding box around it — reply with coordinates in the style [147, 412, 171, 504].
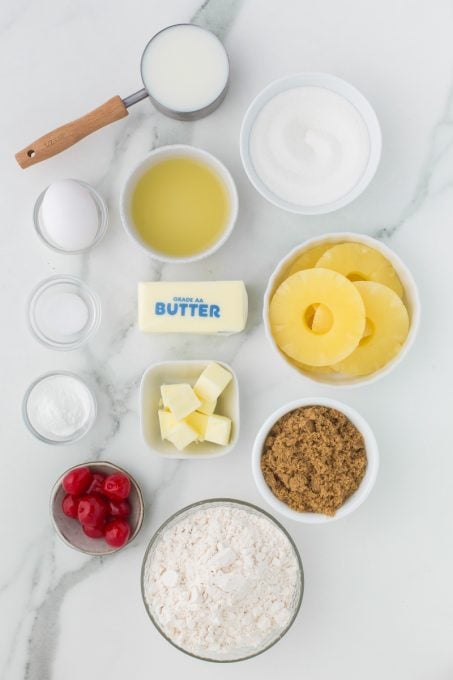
[41, 179, 99, 251]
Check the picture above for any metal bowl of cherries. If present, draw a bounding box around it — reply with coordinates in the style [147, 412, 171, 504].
[50, 461, 144, 555]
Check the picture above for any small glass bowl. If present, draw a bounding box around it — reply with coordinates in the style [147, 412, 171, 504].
[27, 275, 101, 351]
[22, 371, 97, 445]
[141, 499, 304, 662]
[51, 461, 144, 556]
[33, 180, 108, 254]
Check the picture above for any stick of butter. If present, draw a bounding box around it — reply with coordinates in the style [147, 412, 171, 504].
[138, 281, 248, 334]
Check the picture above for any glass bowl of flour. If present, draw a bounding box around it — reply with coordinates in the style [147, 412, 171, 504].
[141, 499, 303, 662]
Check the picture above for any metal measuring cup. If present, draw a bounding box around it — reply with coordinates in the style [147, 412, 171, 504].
[15, 24, 230, 169]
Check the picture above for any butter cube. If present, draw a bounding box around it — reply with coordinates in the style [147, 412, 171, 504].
[204, 414, 232, 446]
[196, 398, 217, 416]
[161, 384, 200, 420]
[158, 409, 177, 439]
[166, 421, 199, 451]
[184, 411, 208, 441]
[194, 363, 232, 403]
[138, 281, 248, 334]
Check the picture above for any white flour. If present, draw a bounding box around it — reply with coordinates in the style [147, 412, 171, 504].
[143, 504, 300, 657]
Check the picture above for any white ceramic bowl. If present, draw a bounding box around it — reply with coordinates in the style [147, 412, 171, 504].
[240, 73, 382, 214]
[140, 360, 239, 459]
[264, 231, 420, 387]
[252, 397, 379, 524]
[120, 144, 238, 263]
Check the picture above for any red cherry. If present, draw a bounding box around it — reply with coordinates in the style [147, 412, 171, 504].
[108, 499, 131, 518]
[86, 472, 105, 496]
[104, 519, 130, 548]
[102, 473, 131, 501]
[77, 495, 108, 528]
[82, 524, 104, 539]
[62, 467, 92, 496]
[62, 494, 79, 519]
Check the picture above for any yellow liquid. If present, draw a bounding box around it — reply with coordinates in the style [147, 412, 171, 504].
[131, 157, 230, 257]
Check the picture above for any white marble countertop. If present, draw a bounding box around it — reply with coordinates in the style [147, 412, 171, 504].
[1, 0, 453, 678]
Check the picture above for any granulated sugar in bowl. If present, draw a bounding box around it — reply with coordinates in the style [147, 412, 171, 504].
[141, 499, 303, 662]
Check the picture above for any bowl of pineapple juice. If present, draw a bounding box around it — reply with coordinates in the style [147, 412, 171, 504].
[264, 232, 420, 387]
[120, 145, 238, 263]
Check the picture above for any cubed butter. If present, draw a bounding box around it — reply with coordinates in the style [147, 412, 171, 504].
[158, 409, 177, 439]
[166, 421, 199, 451]
[204, 414, 232, 445]
[194, 363, 232, 403]
[184, 411, 208, 441]
[196, 398, 217, 416]
[161, 384, 200, 421]
[138, 281, 248, 334]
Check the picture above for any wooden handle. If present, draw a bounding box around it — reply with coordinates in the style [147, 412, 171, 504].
[15, 96, 128, 169]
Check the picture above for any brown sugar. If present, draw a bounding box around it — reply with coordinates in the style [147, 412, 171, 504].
[261, 406, 367, 516]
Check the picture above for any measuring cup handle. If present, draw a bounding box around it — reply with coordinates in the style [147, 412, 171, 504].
[15, 96, 128, 169]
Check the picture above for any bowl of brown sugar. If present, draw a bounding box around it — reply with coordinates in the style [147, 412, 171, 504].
[252, 398, 379, 523]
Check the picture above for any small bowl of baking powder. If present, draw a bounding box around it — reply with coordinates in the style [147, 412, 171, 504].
[23, 371, 97, 445]
[141, 499, 303, 662]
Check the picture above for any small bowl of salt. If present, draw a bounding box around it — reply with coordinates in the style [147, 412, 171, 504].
[27, 275, 101, 351]
[22, 371, 97, 445]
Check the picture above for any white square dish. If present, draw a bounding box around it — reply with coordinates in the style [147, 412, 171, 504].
[140, 360, 240, 459]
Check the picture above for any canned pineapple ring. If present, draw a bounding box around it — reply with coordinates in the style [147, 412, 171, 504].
[269, 268, 366, 366]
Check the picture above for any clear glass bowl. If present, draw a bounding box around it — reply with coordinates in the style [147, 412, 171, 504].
[22, 371, 97, 445]
[141, 498, 304, 662]
[50, 461, 144, 556]
[27, 275, 101, 351]
[33, 180, 108, 254]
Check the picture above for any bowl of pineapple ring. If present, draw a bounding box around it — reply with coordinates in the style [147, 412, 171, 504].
[264, 232, 420, 387]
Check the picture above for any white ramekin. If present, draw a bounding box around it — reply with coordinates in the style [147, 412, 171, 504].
[140, 360, 239, 460]
[252, 397, 379, 524]
[240, 73, 382, 215]
[120, 144, 238, 263]
[263, 232, 420, 388]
